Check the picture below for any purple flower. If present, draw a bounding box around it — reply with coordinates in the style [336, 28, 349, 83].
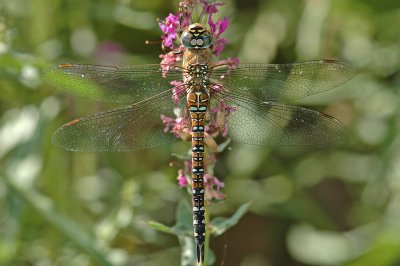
[204, 174, 225, 200]
[211, 100, 236, 116]
[159, 51, 180, 77]
[209, 100, 236, 137]
[160, 113, 191, 139]
[200, 0, 225, 15]
[205, 121, 219, 136]
[159, 13, 179, 34]
[173, 117, 191, 138]
[209, 83, 225, 93]
[178, 1, 192, 28]
[177, 169, 189, 187]
[158, 13, 180, 48]
[226, 57, 240, 69]
[213, 37, 228, 56]
[208, 16, 229, 36]
[212, 57, 240, 78]
[160, 114, 176, 133]
[208, 16, 229, 55]
[163, 34, 176, 48]
[171, 80, 186, 104]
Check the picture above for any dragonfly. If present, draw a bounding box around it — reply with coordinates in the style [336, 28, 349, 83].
[44, 23, 354, 264]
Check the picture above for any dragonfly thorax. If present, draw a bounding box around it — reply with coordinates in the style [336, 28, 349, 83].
[187, 64, 209, 77]
[185, 64, 210, 92]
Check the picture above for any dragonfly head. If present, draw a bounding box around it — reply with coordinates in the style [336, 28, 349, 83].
[181, 23, 213, 49]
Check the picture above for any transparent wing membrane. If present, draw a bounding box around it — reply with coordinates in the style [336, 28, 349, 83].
[211, 60, 355, 101]
[213, 91, 344, 146]
[52, 91, 184, 152]
[46, 59, 353, 151]
[44, 64, 183, 102]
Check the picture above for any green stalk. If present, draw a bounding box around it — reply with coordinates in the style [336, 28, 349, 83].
[203, 201, 211, 266]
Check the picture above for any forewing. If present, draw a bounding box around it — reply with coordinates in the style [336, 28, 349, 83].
[44, 64, 183, 102]
[52, 91, 185, 152]
[210, 60, 354, 101]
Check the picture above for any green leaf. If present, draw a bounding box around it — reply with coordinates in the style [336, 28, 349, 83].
[4, 177, 112, 266]
[175, 200, 198, 266]
[147, 221, 175, 234]
[205, 248, 216, 265]
[217, 138, 231, 153]
[148, 200, 194, 237]
[176, 199, 193, 231]
[210, 202, 252, 236]
[177, 234, 216, 266]
[147, 222, 192, 237]
[344, 228, 400, 266]
[171, 152, 191, 160]
[179, 235, 196, 266]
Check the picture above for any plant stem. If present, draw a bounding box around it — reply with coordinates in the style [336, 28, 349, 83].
[204, 200, 211, 266]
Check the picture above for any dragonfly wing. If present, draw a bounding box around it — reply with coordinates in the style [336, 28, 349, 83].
[52, 91, 184, 152]
[44, 64, 183, 102]
[213, 92, 344, 146]
[210, 60, 355, 100]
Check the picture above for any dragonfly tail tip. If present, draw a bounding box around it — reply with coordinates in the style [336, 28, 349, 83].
[196, 243, 204, 264]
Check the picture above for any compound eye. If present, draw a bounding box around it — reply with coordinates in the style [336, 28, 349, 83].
[200, 32, 213, 48]
[181, 31, 194, 48]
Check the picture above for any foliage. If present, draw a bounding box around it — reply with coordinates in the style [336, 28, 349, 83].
[1, 0, 400, 265]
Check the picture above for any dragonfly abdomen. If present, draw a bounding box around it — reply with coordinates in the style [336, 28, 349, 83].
[187, 79, 210, 263]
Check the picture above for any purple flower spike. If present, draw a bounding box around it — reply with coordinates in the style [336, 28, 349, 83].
[159, 52, 179, 77]
[158, 1, 234, 206]
[158, 13, 180, 48]
[208, 16, 229, 55]
[209, 16, 229, 36]
[160, 115, 176, 133]
[200, 0, 225, 15]
[177, 169, 189, 187]
[171, 80, 186, 104]
[160, 112, 191, 139]
[211, 99, 236, 116]
[213, 37, 228, 56]
[204, 174, 225, 200]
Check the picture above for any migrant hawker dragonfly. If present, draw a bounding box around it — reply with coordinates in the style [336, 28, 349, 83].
[45, 23, 354, 264]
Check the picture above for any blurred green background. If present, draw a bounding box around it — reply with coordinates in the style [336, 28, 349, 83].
[1, 0, 400, 265]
